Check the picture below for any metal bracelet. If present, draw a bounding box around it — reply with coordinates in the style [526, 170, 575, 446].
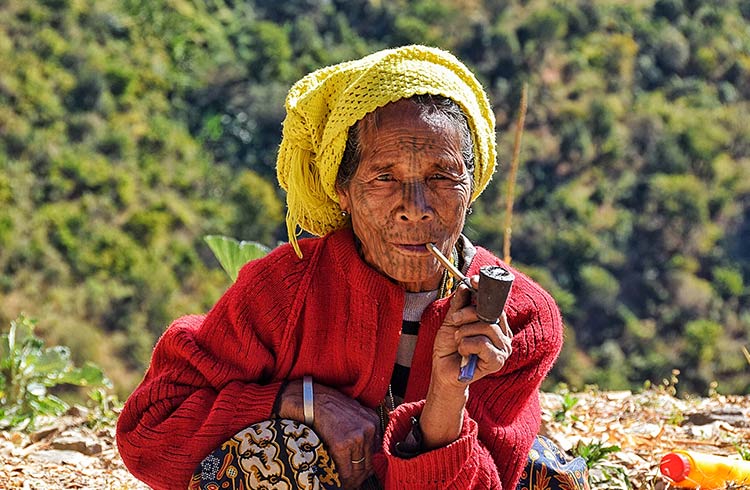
[302, 375, 314, 426]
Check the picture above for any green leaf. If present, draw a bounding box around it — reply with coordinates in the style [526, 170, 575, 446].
[9, 315, 35, 349]
[32, 346, 71, 376]
[29, 394, 68, 416]
[574, 441, 621, 468]
[57, 362, 107, 387]
[0, 315, 113, 429]
[204, 235, 270, 281]
[78, 362, 108, 386]
[89, 387, 104, 403]
[0, 411, 30, 431]
[0, 334, 10, 368]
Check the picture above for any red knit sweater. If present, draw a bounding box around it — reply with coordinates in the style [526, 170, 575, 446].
[116, 228, 563, 489]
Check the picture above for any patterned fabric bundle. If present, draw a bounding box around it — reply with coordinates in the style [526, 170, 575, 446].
[276, 45, 497, 257]
[517, 436, 590, 490]
[189, 419, 341, 490]
[190, 424, 590, 490]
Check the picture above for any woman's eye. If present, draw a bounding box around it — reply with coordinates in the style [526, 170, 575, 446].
[430, 174, 448, 180]
[375, 174, 394, 181]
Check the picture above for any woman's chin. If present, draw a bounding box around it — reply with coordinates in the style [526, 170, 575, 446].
[383, 264, 444, 292]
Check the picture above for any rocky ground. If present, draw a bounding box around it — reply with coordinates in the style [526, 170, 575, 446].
[538, 389, 750, 489]
[1, 389, 748, 489]
[0, 406, 148, 490]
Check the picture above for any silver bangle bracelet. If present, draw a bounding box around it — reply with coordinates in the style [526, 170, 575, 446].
[302, 375, 314, 426]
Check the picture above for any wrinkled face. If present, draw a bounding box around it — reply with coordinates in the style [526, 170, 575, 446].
[336, 99, 472, 292]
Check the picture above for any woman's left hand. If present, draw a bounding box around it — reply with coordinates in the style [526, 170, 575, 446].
[432, 276, 513, 389]
[277, 380, 380, 489]
[419, 275, 513, 449]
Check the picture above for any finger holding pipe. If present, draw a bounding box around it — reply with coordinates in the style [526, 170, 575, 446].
[426, 244, 515, 382]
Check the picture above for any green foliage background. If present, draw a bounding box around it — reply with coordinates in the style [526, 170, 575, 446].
[1, 0, 749, 397]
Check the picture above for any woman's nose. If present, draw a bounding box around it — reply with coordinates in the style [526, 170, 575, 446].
[397, 182, 434, 222]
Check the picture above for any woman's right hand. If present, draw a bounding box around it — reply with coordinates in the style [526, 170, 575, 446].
[277, 379, 381, 489]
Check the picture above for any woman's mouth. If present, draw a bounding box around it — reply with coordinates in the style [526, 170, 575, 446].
[394, 243, 432, 254]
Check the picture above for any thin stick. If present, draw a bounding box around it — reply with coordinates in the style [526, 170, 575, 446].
[503, 83, 528, 265]
[426, 243, 475, 292]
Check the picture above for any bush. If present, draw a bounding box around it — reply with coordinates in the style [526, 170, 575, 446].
[559, 119, 594, 163]
[741, 0, 750, 19]
[579, 264, 620, 309]
[589, 99, 615, 142]
[647, 174, 708, 223]
[64, 71, 104, 112]
[684, 319, 722, 363]
[653, 0, 684, 21]
[647, 134, 690, 174]
[517, 7, 568, 46]
[245, 21, 294, 82]
[0, 315, 109, 430]
[712, 266, 745, 297]
[655, 27, 690, 74]
[228, 170, 284, 245]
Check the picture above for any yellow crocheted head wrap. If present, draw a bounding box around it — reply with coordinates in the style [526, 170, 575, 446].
[276, 45, 497, 257]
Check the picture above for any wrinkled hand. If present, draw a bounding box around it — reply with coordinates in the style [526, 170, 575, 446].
[432, 275, 513, 389]
[420, 276, 514, 449]
[278, 380, 381, 489]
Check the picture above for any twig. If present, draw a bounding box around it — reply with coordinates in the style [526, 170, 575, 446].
[503, 83, 528, 264]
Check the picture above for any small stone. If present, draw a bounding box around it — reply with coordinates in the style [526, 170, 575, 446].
[684, 408, 749, 428]
[30, 426, 59, 443]
[686, 424, 716, 439]
[10, 432, 25, 445]
[630, 422, 663, 438]
[51, 435, 103, 455]
[606, 391, 633, 400]
[66, 405, 90, 419]
[26, 449, 97, 466]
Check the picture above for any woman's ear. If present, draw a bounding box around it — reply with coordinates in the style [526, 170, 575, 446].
[336, 185, 351, 215]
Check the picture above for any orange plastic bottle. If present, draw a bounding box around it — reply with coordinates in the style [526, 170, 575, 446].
[660, 450, 750, 489]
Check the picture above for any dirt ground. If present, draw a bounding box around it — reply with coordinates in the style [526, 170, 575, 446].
[1, 389, 748, 489]
[0, 412, 148, 490]
[537, 389, 750, 489]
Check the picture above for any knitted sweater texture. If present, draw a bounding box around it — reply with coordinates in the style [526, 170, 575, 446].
[116, 228, 563, 489]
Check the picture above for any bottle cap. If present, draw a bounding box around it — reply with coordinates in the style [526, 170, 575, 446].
[660, 452, 691, 482]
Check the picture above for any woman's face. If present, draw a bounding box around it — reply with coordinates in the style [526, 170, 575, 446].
[337, 99, 472, 292]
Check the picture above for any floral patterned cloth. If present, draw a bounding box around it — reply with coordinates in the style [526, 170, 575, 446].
[516, 436, 590, 490]
[188, 419, 340, 490]
[190, 422, 589, 490]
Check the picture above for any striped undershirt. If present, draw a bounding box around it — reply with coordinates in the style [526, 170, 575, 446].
[390, 290, 439, 405]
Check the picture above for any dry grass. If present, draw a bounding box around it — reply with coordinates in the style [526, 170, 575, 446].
[540, 387, 750, 489]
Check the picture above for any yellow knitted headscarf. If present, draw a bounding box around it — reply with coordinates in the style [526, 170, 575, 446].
[276, 45, 497, 257]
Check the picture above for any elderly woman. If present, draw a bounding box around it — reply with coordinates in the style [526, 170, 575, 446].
[117, 46, 572, 490]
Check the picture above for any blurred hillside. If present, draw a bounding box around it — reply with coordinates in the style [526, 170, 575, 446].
[0, 0, 749, 397]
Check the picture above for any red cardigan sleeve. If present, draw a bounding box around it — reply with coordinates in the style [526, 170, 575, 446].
[374, 255, 564, 489]
[116, 245, 313, 490]
[374, 401, 501, 488]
